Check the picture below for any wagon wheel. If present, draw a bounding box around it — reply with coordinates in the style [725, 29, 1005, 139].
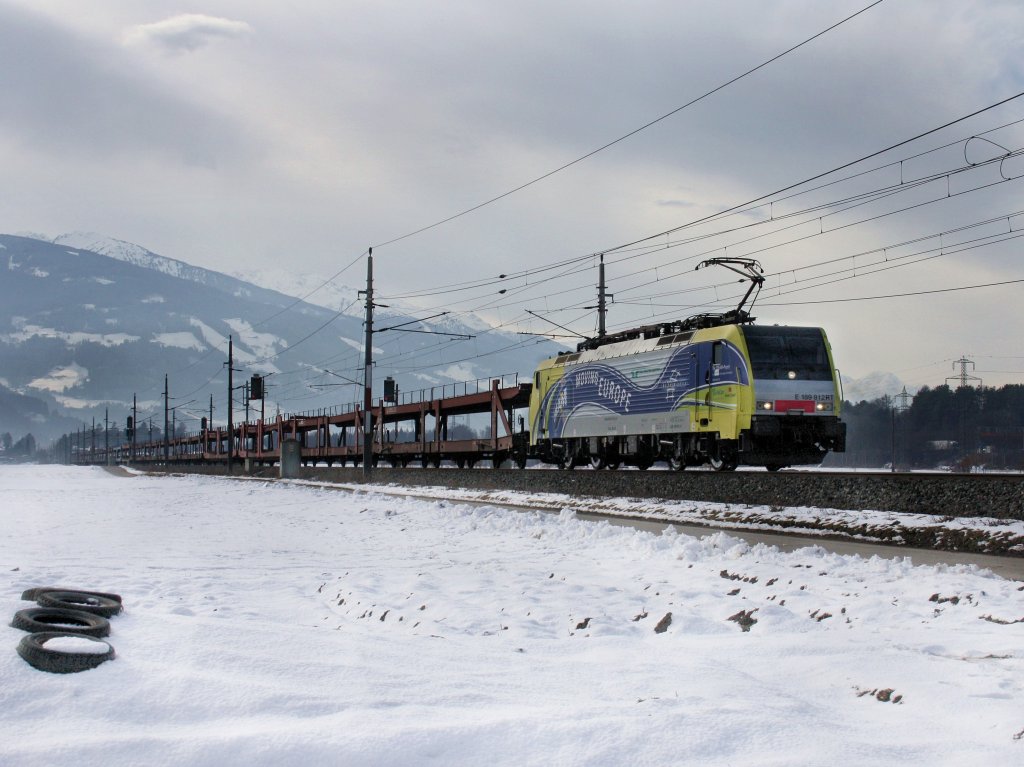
[669, 456, 686, 471]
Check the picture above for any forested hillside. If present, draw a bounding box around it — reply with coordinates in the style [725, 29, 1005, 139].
[828, 385, 1024, 470]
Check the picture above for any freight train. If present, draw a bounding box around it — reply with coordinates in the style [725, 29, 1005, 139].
[72, 259, 846, 472]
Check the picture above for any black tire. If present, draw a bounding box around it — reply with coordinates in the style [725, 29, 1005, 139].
[11, 608, 111, 638]
[17, 632, 115, 674]
[22, 587, 122, 604]
[37, 591, 123, 618]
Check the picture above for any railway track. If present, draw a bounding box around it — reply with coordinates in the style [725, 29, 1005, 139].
[147, 463, 1023, 559]
[151, 463, 1015, 569]
[240, 465, 1024, 519]
[261, 475, 1024, 579]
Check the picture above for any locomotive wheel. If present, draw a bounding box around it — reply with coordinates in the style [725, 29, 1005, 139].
[589, 455, 606, 470]
[709, 455, 738, 472]
[669, 456, 686, 471]
[765, 463, 783, 472]
[558, 448, 577, 470]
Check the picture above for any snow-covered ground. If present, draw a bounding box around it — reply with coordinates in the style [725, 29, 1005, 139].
[282, 477, 1024, 557]
[2, 465, 1022, 766]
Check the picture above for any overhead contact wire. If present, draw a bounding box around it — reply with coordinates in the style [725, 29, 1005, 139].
[371, 0, 886, 251]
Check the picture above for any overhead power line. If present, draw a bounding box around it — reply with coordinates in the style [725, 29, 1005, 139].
[372, 0, 886, 250]
[759, 277, 1024, 305]
[378, 94, 1024, 308]
[603, 91, 1024, 257]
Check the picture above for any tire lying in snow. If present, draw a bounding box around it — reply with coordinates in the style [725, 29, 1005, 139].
[21, 586, 123, 604]
[36, 591, 123, 618]
[11, 607, 111, 638]
[16, 632, 115, 674]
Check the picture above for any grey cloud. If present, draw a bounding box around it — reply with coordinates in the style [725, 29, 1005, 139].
[0, 6, 249, 166]
[124, 14, 253, 53]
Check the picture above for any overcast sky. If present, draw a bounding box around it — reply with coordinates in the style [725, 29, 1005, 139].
[2, 0, 1023, 388]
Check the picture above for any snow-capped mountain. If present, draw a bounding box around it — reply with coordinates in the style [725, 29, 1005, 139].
[840, 371, 913, 404]
[53, 234, 507, 342]
[52, 232, 283, 305]
[0, 233, 559, 442]
[54, 232, 191, 278]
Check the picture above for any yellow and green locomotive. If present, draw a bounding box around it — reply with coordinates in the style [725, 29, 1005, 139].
[527, 316, 846, 471]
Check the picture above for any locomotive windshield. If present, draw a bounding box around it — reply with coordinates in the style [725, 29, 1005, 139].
[742, 326, 832, 380]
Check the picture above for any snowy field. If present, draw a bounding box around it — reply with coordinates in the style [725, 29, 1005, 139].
[2, 466, 1022, 766]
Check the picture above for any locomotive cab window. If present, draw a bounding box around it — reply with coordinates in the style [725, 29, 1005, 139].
[743, 326, 832, 380]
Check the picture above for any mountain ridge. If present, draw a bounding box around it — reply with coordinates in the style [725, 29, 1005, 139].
[1, 233, 557, 443]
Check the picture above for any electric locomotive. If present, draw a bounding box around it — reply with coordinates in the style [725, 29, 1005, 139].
[526, 258, 846, 471]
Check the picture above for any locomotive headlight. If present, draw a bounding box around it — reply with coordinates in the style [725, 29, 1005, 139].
[787, 370, 797, 380]
[757, 400, 774, 411]
[816, 402, 833, 412]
